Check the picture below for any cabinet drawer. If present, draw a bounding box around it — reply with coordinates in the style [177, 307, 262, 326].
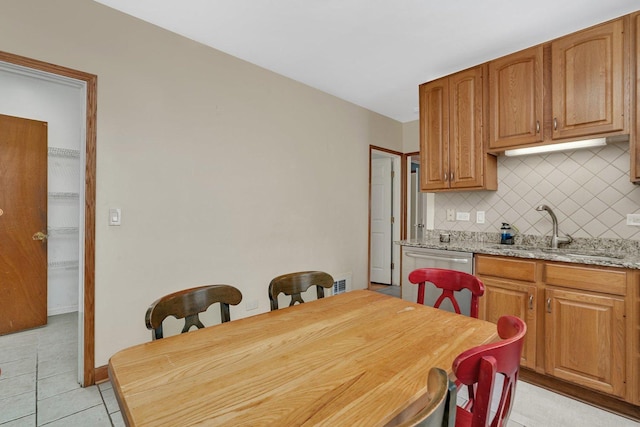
[475, 255, 537, 282]
[545, 263, 627, 295]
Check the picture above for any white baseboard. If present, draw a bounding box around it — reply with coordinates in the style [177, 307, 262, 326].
[48, 305, 78, 316]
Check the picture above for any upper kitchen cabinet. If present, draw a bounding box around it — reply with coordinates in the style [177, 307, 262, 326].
[419, 65, 497, 192]
[489, 46, 544, 149]
[487, 17, 630, 153]
[551, 18, 628, 140]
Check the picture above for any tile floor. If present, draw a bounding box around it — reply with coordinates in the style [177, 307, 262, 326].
[0, 313, 124, 426]
[1, 310, 639, 426]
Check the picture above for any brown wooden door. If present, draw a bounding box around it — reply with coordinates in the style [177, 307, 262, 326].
[544, 287, 625, 398]
[449, 66, 484, 189]
[419, 78, 449, 191]
[489, 46, 544, 149]
[0, 114, 48, 335]
[551, 18, 626, 139]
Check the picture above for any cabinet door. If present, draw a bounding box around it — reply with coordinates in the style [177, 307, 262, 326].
[449, 66, 484, 189]
[478, 278, 537, 368]
[551, 18, 626, 139]
[419, 78, 449, 191]
[544, 287, 625, 398]
[489, 46, 544, 149]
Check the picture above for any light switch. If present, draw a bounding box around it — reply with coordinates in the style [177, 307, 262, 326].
[109, 208, 121, 226]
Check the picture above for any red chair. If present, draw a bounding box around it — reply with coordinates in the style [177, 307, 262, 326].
[452, 315, 527, 427]
[408, 268, 485, 318]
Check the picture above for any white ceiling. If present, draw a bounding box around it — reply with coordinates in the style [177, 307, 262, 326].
[94, 0, 639, 123]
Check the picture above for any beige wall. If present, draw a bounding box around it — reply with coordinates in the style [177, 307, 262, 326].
[402, 120, 420, 153]
[0, 0, 402, 365]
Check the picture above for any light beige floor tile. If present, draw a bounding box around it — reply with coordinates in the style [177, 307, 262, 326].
[110, 410, 126, 427]
[36, 386, 102, 425]
[0, 392, 35, 424]
[99, 386, 120, 414]
[0, 357, 37, 380]
[510, 381, 640, 427]
[97, 380, 113, 391]
[0, 330, 38, 348]
[38, 404, 110, 427]
[0, 344, 38, 365]
[36, 357, 76, 380]
[0, 372, 36, 400]
[0, 414, 36, 426]
[37, 371, 80, 401]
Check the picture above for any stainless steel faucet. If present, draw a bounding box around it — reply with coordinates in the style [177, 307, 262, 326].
[535, 204, 572, 249]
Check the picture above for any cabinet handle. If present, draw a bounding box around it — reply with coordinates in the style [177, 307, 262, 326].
[450, 172, 454, 181]
[444, 173, 448, 182]
[535, 120, 540, 133]
[528, 295, 534, 310]
[546, 298, 551, 313]
[553, 118, 558, 131]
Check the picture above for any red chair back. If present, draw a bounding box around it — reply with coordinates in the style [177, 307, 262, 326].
[452, 315, 527, 427]
[408, 268, 485, 318]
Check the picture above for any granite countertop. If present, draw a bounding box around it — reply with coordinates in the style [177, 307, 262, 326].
[398, 237, 640, 270]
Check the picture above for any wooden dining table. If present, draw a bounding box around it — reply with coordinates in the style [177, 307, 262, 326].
[108, 290, 498, 426]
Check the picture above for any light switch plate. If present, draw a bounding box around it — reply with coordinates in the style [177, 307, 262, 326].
[476, 211, 485, 224]
[109, 208, 121, 226]
[456, 211, 470, 221]
[446, 209, 455, 221]
[627, 214, 640, 226]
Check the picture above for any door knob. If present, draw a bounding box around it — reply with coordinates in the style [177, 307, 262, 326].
[32, 231, 48, 241]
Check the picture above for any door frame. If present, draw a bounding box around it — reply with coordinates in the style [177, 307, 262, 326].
[0, 50, 97, 387]
[368, 146, 402, 288]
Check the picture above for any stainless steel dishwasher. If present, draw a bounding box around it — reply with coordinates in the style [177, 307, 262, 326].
[401, 246, 474, 316]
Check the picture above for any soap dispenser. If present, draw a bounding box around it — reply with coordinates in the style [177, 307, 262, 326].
[500, 223, 514, 245]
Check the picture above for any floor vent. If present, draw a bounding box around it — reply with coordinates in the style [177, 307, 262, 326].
[331, 273, 352, 295]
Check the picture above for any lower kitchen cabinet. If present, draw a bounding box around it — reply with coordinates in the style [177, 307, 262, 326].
[544, 287, 626, 398]
[476, 256, 538, 368]
[475, 254, 639, 405]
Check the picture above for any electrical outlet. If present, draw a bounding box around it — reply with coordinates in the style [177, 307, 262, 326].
[446, 209, 455, 221]
[627, 214, 640, 226]
[246, 300, 259, 311]
[456, 212, 470, 221]
[476, 211, 485, 224]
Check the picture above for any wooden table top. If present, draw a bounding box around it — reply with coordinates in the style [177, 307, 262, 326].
[108, 290, 498, 426]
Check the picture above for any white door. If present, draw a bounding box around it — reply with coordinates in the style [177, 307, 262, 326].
[370, 158, 392, 284]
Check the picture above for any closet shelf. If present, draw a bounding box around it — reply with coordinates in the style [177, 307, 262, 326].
[48, 260, 79, 270]
[48, 227, 79, 235]
[48, 192, 79, 200]
[48, 147, 80, 158]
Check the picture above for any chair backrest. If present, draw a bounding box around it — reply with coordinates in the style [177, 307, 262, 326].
[452, 315, 527, 427]
[145, 284, 243, 340]
[408, 268, 485, 318]
[388, 367, 456, 427]
[268, 271, 334, 311]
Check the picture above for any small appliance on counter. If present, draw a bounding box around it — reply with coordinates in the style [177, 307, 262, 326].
[500, 223, 514, 245]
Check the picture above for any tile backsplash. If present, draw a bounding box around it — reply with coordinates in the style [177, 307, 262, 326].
[433, 141, 640, 241]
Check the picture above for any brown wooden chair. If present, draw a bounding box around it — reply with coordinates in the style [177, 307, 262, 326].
[387, 367, 456, 427]
[145, 284, 242, 340]
[268, 271, 334, 311]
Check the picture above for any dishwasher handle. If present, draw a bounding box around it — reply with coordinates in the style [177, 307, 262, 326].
[404, 252, 470, 264]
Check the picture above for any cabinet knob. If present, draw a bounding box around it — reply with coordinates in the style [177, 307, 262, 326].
[553, 118, 558, 131]
[546, 298, 551, 313]
[536, 120, 540, 134]
[529, 294, 534, 310]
